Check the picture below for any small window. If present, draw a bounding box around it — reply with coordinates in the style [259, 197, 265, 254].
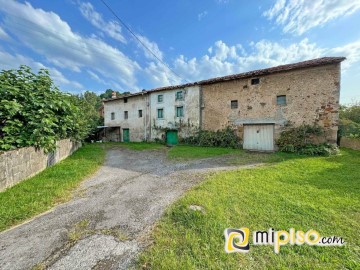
[175, 91, 183, 100]
[111, 112, 115, 120]
[138, 110, 143, 118]
[124, 98, 128, 103]
[157, 108, 164, 119]
[176, 106, 184, 117]
[231, 100, 238, 109]
[277, 95, 287, 105]
[158, 95, 163, 103]
[124, 111, 128, 119]
[251, 78, 260, 85]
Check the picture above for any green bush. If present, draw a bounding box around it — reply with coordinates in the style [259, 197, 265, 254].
[338, 118, 360, 139]
[181, 127, 241, 148]
[277, 124, 338, 156]
[0, 66, 94, 152]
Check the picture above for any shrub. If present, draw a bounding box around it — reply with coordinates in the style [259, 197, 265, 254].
[277, 124, 338, 156]
[181, 127, 241, 149]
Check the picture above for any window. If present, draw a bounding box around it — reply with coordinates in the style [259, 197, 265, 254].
[277, 95, 287, 105]
[157, 108, 164, 119]
[231, 100, 238, 109]
[124, 97, 128, 103]
[251, 78, 260, 85]
[175, 91, 183, 100]
[176, 106, 184, 117]
[158, 95, 163, 103]
[138, 110, 143, 118]
[111, 112, 115, 120]
[124, 111, 128, 119]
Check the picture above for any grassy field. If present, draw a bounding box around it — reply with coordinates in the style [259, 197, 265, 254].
[138, 149, 360, 269]
[0, 143, 105, 232]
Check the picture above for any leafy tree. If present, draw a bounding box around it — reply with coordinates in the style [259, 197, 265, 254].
[0, 66, 88, 152]
[339, 101, 360, 138]
[340, 101, 360, 124]
[99, 89, 130, 99]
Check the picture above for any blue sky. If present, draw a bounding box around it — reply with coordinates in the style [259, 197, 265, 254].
[0, 0, 359, 103]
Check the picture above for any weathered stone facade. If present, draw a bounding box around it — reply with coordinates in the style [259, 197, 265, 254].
[150, 86, 200, 140]
[104, 94, 150, 142]
[201, 63, 341, 144]
[0, 139, 81, 191]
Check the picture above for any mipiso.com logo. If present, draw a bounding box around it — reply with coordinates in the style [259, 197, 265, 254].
[224, 228, 345, 254]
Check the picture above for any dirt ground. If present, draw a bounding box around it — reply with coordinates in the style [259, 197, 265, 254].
[0, 146, 257, 270]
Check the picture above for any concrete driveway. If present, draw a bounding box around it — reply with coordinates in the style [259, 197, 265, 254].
[0, 146, 250, 270]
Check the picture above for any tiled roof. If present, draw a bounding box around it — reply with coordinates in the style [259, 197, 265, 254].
[104, 57, 345, 102]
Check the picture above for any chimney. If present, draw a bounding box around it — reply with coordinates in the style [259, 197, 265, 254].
[111, 91, 116, 99]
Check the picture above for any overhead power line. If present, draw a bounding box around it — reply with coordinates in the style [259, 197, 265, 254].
[99, 0, 188, 83]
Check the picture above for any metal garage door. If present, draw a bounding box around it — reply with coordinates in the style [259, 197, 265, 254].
[243, 124, 274, 151]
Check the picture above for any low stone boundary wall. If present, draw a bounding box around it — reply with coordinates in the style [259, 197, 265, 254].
[0, 139, 81, 192]
[340, 137, 360, 151]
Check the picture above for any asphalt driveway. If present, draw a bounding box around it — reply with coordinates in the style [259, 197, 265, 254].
[0, 146, 251, 270]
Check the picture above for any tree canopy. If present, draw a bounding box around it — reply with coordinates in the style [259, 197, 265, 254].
[0, 66, 102, 152]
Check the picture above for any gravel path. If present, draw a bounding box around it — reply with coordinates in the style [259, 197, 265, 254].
[0, 147, 257, 270]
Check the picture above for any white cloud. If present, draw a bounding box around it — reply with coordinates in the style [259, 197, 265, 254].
[0, 0, 140, 90]
[137, 35, 164, 61]
[169, 38, 360, 83]
[264, 0, 360, 35]
[87, 70, 122, 89]
[0, 25, 10, 40]
[78, 2, 126, 43]
[329, 40, 360, 69]
[198, 11, 208, 21]
[216, 0, 229, 4]
[0, 48, 83, 89]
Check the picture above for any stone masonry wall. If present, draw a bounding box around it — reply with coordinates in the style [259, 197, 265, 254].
[340, 137, 360, 150]
[201, 63, 341, 144]
[0, 139, 81, 192]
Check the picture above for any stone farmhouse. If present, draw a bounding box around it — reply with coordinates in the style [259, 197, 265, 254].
[103, 57, 345, 151]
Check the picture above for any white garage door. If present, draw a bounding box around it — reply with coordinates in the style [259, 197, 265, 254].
[243, 124, 274, 151]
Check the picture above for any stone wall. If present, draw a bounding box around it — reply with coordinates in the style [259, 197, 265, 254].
[340, 137, 360, 150]
[104, 94, 149, 142]
[0, 139, 81, 192]
[201, 63, 341, 144]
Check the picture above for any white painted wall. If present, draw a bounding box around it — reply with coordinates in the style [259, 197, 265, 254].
[104, 94, 150, 142]
[149, 86, 200, 140]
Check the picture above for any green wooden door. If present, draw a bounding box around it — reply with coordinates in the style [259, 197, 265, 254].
[166, 130, 178, 145]
[123, 129, 130, 142]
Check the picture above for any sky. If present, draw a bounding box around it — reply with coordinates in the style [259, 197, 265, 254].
[0, 0, 359, 104]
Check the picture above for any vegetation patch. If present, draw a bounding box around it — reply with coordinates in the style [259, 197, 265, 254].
[0, 143, 105, 232]
[138, 149, 360, 269]
[277, 124, 339, 156]
[181, 127, 242, 149]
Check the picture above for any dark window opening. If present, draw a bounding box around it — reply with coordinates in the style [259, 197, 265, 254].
[176, 106, 184, 117]
[157, 108, 164, 119]
[175, 91, 184, 100]
[124, 111, 128, 119]
[138, 110, 143, 118]
[277, 95, 287, 105]
[111, 112, 115, 120]
[231, 100, 238, 109]
[124, 98, 128, 103]
[251, 78, 260, 85]
[158, 95, 163, 103]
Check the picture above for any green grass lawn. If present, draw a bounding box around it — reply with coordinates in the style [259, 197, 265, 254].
[0, 143, 105, 232]
[138, 149, 360, 269]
